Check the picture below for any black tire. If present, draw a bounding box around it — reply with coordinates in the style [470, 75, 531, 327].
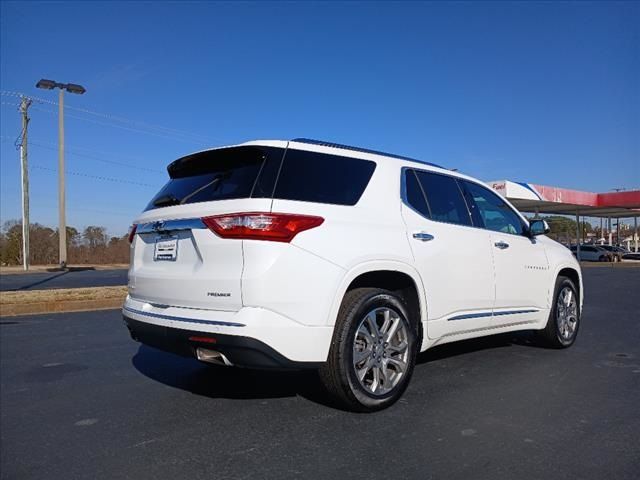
[319, 288, 418, 412]
[538, 276, 580, 348]
[599, 255, 607, 262]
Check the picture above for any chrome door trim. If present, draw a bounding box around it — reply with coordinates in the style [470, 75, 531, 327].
[448, 308, 539, 321]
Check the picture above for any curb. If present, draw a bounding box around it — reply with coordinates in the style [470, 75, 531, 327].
[0, 297, 125, 317]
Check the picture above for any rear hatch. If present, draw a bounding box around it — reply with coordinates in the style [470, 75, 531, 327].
[129, 144, 285, 311]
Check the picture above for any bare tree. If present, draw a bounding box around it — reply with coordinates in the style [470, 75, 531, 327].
[0, 220, 130, 266]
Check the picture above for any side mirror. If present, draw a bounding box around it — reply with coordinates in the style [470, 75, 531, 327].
[529, 219, 550, 236]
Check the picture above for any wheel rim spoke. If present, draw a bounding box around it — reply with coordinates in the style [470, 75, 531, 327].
[380, 309, 391, 336]
[379, 362, 390, 388]
[365, 313, 381, 339]
[387, 340, 408, 354]
[384, 317, 400, 343]
[371, 366, 381, 393]
[357, 324, 374, 345]
[564, 289, 573, 307]
[353, 348, 370, 365]
[356, 359, 372, 381]
[387, 357, 407, 372]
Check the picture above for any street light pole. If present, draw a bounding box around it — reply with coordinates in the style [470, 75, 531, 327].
[58, 88, 66, 267]
[36, 79, 86, 268]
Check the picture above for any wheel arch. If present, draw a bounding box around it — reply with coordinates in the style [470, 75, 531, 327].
[327, 261, 428, 346]
[558, 266, 580, 291]
[555, 265, 583, 312]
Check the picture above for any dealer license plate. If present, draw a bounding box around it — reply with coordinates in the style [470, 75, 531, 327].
[154, 236, 178, 261]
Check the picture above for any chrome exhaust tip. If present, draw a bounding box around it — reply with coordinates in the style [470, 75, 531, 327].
[196, 348, 233, 367]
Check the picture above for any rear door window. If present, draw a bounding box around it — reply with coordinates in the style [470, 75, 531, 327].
[145, 146, 284, 211]
[274, 149, 376, 206]
[404, 169, 431, 218]
[413, 170, 472, 226]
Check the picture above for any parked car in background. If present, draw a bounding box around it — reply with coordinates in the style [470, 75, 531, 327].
[622, 251, 640, 261]
[597, 245, 624, 262]
[569, 245, 612, 262]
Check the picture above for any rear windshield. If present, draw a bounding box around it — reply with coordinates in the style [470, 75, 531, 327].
[274, 149, 376, 205]
[146, 145, 377, 210]
[145, 146, 283, 211]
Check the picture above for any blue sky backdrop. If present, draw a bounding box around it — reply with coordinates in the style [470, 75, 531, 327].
[1, 1, 639, 235]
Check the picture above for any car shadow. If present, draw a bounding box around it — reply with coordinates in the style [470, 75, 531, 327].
[131, 331, 545, 410]
[131, 345, 339, 408]
[5, 267, 99, 291]
[416, 330, 542, 365]
[12, 271, 71, 291]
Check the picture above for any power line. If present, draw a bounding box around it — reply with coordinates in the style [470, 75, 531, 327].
[61, 103, 214, 143]
[28, 202, 136, 218]
[40, 140, 158, 164]
[1, 187, 141, 218]
[1, 135, 166, 174]
[30, 164, 158, 188]
[29, 140, 165, 174]
[0, 91, 21, 97]
[30, 104, 209, 144]
[2, 90, 219, 145]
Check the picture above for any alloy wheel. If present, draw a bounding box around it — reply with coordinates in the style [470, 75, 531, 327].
[556, 286, 578, 341]
[352, 307, 410, 395]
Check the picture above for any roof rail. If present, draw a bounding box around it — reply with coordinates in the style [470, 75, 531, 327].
[291, 138, 444, 169]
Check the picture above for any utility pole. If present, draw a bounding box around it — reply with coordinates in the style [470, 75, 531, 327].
[575, 211, 581, 261]
[19, 96, 32, 271]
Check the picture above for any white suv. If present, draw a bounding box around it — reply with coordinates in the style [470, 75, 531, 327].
[124, 138, 583, 411]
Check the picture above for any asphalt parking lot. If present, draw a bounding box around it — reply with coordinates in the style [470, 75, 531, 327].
[0, 268, 128, 292]
[1, 267, 639, 480]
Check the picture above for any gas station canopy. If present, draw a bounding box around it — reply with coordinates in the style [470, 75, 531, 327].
[487, 180, 640, 218]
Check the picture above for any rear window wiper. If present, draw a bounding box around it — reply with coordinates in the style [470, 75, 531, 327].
[153, 194, 181, 207]
[179, 172, 231, 204]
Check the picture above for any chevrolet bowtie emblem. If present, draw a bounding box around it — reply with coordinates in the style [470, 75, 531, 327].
[152, 220, 166, 232]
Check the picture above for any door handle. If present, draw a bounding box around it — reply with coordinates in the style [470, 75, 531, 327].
[413, 232, 434, 242]
[494, 241, 509, 250]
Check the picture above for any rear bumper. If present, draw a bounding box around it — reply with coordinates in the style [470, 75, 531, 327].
[123, 317, 321, 369]
[122, 296, 333, 369]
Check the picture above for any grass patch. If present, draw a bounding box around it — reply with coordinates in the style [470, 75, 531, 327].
[0, 286, 128, 306]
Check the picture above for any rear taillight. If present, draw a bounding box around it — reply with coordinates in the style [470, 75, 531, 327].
[202, 212, 324, 242]
[127, 224, 137, 244]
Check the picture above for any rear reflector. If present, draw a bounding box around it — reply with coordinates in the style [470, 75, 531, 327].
[127, 224, 137, 244]
[189, 336, 217, 344]
[202, 212, 324, 242]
